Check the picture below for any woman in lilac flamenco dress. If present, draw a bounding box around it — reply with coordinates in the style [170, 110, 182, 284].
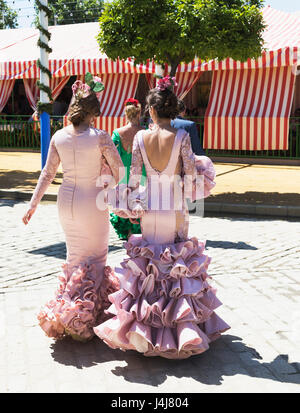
[22, 77, 124, 342]
[94, 77, 230, 359]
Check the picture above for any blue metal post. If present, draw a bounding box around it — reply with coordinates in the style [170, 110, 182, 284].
[40, 111, 50, 169]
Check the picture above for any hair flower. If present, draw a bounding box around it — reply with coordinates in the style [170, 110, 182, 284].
[85, 72, 105, 93]
[72, 80, 91, 99]
[124, 98, 140, 107]
[72, 73, 105, 101]
[156, 75, 178, 92]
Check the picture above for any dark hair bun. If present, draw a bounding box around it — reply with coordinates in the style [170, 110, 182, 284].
[68, 92, 101, 126]
[145, 88, 179, 119]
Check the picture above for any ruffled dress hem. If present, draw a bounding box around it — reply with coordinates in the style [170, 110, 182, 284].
[93, 234, 230, 359]
[37, 264, 120, 341]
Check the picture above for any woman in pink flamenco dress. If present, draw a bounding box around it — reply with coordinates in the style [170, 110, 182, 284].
[22, 77, 124, 342]
[94, 77, 230, 359]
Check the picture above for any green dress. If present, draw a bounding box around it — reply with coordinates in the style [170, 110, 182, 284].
[110, 130, 147, 240]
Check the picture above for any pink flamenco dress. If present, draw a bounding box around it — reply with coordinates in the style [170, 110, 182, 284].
[29, 126, 124, 342]
[94, 129, 230, 358]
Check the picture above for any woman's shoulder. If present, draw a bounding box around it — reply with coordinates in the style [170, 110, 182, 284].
[176, 127, 191, 140]
[134, 127, 146, 138]
[56, 125, 70, 135]
[92, 128, 114, 147]
[92, 127, 110, 138]
[52, 126, 70, 143]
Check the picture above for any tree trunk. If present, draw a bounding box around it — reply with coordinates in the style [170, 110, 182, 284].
[170, 62, 179, 77]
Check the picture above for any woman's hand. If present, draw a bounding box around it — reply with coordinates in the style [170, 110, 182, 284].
[129, 203, 144, 224]
[22, 207, 36, 225]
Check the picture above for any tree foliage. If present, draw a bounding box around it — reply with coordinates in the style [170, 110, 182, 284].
[36, 0, 104, 26]
[98, 0, 266, 76]
[0, 0, 18, 29]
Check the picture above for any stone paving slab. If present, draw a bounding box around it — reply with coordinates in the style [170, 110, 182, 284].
[0, 199, 300, 393]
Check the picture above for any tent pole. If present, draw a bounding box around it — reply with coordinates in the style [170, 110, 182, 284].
[40, 112, 50, 167]
[39, 0, 51, 169]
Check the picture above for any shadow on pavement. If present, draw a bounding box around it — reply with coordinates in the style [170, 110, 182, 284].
[50, 334, 300, 387]
[0, 199, 19, 207]
[27, 243, 123, 259]
[206, 240, 257, 250]
[28, 243, 66, 259]
[27, 239, 256, 260]
[0, 169, 62, 190]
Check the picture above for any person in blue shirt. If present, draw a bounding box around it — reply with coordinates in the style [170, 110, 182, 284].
[171, 100, 206, 155]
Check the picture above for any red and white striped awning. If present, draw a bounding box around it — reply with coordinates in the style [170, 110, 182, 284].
[203, 65, 296, 150]
[0, 22, 157, 79]
[0, 6, 299, 150]
[194, 6, 300, 72]
[202, 6, 300, 151]
[0, 6, 299, 80]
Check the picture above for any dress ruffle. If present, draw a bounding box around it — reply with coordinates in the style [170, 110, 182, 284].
[191, 155, 216, 201]
[94, 234, 230, 359]
[110, 213, 142, 240]
[37, 264, 120, 341]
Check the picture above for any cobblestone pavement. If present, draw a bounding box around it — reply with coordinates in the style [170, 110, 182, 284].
[0, 199, 300, 393]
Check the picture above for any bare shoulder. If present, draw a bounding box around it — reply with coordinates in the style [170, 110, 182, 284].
[116, 125, 128, 134]
[142, 128, 156, 142]
[169, 125, 178, 135]
[145, 126, 177, 141]
[120, 125, 145, 137]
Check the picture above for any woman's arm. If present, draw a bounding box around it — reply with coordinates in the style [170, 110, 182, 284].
[127, 133, 145, 223]
[128, 133, 143, 190]
[181, 132, 197, 180]
[181, 132, 216, 200]
[23, 138, 61, 224]
[99, 130, 125, 186]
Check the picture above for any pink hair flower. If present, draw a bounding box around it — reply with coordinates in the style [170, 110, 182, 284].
[156, 75, 177, 92]
[93, 76, 103, 83]
[72, 80, 83, 95]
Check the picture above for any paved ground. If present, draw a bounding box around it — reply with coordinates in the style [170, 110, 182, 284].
[0, 199, 300, 393]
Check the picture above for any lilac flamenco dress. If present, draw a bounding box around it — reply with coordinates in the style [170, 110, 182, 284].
[94, 129, 230, 358]
[29, 126, 124, 341]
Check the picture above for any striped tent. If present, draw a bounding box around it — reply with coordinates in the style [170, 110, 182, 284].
[0, 6, 299, 145]
[0, 21, 199, 134]
[203, 6, 300, 150]
[0, 23, 153, 134]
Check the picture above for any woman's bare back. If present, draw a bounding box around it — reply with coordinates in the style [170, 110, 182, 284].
[117, 124, 143, 153]
[142, 126, 181, 174]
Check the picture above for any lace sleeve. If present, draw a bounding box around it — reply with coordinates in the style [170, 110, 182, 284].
[181, 132, 216, 200]
[128, 133, 143, 190]
[181, 132, 197, 180]
[99, 130, 125, 186]
[29, 138, 60, 209]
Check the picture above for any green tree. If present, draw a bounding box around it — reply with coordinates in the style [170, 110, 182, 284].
[98, 0, 266, 76]
[0, 0, 18, 29]
[36, 0, 104, 26]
